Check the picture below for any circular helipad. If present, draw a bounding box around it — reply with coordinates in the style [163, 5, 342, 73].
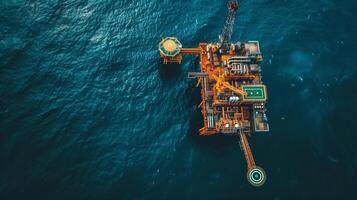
[247, 166, 266, 187]
[163, 40, 177, 52]
[159, 37, 182, 57]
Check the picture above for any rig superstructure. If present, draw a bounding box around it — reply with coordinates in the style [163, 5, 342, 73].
[159, 0, 269, 187]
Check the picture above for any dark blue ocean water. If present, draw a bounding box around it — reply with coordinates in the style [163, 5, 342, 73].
[1, 0, 357, 199]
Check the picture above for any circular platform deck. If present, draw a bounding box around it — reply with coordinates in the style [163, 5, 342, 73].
[247, 166, 266, 187]
[159, 37, 182, 57]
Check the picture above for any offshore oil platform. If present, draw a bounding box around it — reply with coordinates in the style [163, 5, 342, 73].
[159, 0, 269, 186]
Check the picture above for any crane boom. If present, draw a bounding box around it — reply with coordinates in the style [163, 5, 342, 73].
[221, 81, 247, 96]
[212, 74, 247, 96]
[218, 0, 239, 50]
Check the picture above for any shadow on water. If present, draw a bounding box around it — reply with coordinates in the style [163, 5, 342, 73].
[188, 113, 237, 148]
[188, 1, 226, 45]
[157, 59, 182, 83]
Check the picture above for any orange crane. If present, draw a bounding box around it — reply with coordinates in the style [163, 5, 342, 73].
[211, 74, 247, 97]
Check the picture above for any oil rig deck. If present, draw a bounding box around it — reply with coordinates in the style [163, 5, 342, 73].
[159, 0, 269, 187]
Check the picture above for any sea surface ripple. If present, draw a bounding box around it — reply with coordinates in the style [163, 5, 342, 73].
[1, 0, 357, 199]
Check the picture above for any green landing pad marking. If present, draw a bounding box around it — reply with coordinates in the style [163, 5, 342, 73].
[242, 85, 266, 101]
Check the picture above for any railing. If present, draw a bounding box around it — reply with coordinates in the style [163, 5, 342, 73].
[181, 48, 201, 55]
[239, 132, 256, 170]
